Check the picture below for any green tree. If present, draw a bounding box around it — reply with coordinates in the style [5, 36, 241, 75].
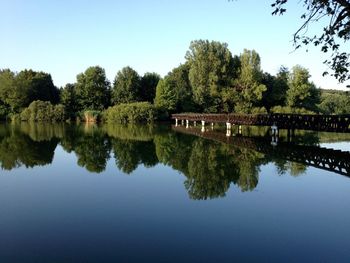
[0, 69, 59, 112]
[167, 63, 195, 112]
[139, 72, 160, 102]
[154, 78, 177, 112]
[272, 0, 350, 82]
[261, 66, 289, 110]
[318, 91, 350, 114]
[0, 69, 16, 112]
[60, 83, 78, 118]
[185, 40, 239, 112]
[75, 66, 110, 111]
[286, 65, 320, 110]
[154, 64, 195, 113]
[112, 66, 141, 105]
[234, 49, 267, 112]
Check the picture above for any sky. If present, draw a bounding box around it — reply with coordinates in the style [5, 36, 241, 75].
[1, 0, 349, 90]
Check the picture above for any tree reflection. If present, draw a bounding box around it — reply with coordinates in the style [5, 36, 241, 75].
[61, 125, 111, 173]
[0, 123, 347, 200]
[0, 126, 58, 170]
[185, 140, 239, 199]
[112, 139, 158, 174]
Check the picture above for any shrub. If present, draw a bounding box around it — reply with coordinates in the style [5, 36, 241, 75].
[103, 102, 156, 123]
[84, 110, 101, 123]
[19, 100, 66, 122]
[270, 106, 316, 114]
[251, 107, 268, 114]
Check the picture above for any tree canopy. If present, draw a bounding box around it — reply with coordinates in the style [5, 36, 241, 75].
[112, 66, 141, 105]
[272, 0, 350, 83]
[186, 40, 239, 112]
[75, 66, 110, 111]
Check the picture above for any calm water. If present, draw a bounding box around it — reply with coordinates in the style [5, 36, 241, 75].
[0, 123, 350, 263]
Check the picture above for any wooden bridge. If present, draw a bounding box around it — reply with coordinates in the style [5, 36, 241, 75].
[171, 113, 350, 133]
[172, 125, 350, 177]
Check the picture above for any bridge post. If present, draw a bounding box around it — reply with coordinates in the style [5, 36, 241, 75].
[226, 129, 231, 137]
[186, 120, 189, 128]
[201, 120, 205, 132]
[211, 123, 214, 130]
[175, 118, 178, 127]
[271, 123, 278, 136]
[271, 123, 279, 146]
[226, 122, 232, 130]
[271, 135, 278, 146]
[181, 119, 184, 126]
[194, 121, 196, 126]
[238, 125, 242, 135]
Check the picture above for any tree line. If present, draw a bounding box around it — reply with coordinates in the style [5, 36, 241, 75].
[0, 40, 349, 122]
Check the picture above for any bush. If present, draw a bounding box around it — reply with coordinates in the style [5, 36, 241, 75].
[84, 110, 100, 122]
[251, 107, 268, 114]
[270, 106, 316, 114]
[103, 102, 156, 123]
[19, 100, 66, 122]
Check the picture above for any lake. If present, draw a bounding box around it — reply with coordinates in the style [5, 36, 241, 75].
[0, 122, 349, 263]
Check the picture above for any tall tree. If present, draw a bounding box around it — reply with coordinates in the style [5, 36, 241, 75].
[112, 66, 141, 105]
[154, 78, 176, 112]
[286, 65, 320, 110]
[234, 49, 266, 112]
[167, 63, 195, 112]
[75, 66, 110, 111]
[261, 66, 289, 109]
[60, 83, 78, 117]
[185, 40, 239, 112]
[272, 0, 350, 83]
[139, 72, 160, 102]
[0, 69, 16, 110]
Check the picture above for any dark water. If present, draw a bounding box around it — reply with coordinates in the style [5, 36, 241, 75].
[0, 123, 349, 263]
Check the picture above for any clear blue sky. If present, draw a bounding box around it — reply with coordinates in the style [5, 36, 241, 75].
[1, 0, 349, 89]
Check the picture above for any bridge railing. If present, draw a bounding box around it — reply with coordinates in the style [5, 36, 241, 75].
[171, 113, 350, 132]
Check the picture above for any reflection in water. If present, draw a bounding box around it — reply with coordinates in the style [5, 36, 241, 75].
[0, 123, 349, 199]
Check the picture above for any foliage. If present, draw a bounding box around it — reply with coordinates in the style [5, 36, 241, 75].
[83, 110, 101, 123]
[167, 64, 195, 112]
[75, 66, 110, 111]
[0, 101, 10, 120]
[153, 64, 195, 115]
[19, 100, 66, 122]
[318, 90, 350, 114]
[186, 40, 239, 112]
[60, 83, 78, 118]
[139, 72, 160, 102]
[112, 66, 141, 105]
[154, 78, 177, 112]
[272, 0, 350, 82]
[233, 49, 267, 112]
[103, 102, 156, 123]
[261, 66, 289, 109]
[0, 69, 59, 112]
[270, 105, 316, 114]
[286, 65, 321, 111]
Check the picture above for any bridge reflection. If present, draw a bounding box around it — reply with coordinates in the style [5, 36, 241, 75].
[172, 125, 350, 177]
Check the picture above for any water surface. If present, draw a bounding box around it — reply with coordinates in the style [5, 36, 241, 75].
[0, 123, 349, 262]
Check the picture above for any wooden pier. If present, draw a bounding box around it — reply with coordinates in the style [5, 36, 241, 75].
[171, 113, 350, 133]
